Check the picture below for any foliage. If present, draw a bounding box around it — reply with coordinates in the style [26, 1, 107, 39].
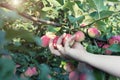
[0, 0, 120, 80]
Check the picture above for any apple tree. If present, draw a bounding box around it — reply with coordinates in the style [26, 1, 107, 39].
[0, 0, 120, 80]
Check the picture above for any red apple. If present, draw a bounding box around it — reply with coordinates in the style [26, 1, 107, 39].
[53, 36, 59, 49]
[79, 73, 87, 80]
[69, 71, 79, 80]
[108, 35, 120, 45]
[24, 67, 37, 77]
[88, 27, 101, 38]
[102, 44, 112, 55]
[41, 35, 50, 47]
[75, 31, 85, 42]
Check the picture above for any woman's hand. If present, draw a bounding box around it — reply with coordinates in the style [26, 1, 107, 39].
[64, 35, 88, 61]
[49, 34, 88, 61]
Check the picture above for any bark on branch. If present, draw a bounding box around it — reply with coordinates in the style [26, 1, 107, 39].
[0, 3, 61, 26]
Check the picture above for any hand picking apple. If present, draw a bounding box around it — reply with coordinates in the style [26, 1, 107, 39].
[49, 32, 120, 77]
[48, 31, 85, 57]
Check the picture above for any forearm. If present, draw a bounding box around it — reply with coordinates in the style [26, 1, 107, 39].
[81, 53, 120, 77]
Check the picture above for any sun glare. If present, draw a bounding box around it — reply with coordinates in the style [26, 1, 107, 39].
[12, 0, 21, 6]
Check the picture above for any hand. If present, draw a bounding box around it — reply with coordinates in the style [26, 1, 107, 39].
[49, 34, 88, 61]
[64, 35, 88, 61]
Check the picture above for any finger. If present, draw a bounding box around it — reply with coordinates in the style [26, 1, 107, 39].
[52, 50, 61, 56]
[49, 39, 61, 56]
[57, 33, 66, 45]
[57, 33, 66, 53]
[65, 35, 76, 50]
[49, 39, 54, 51]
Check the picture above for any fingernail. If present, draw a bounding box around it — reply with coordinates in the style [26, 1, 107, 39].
[63, 33, 66, 37]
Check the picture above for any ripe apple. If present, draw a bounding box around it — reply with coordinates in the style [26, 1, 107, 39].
[88, 27, 101, 38]
[24, 67, 37, 77]
[69, 71, 80, 80]
[102, 44, 112, 55]
[41, 35, 50, 47]
[79, 73, 86, 80]
[108, 35, 120, 45]
[75, 31, 85, 42]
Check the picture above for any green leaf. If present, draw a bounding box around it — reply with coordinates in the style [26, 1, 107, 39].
[56, 0, 64, 5]
[86, 44, 102, 54]
[0, 8, 21, 21]
[108, 44, 120, 52]
[34, 36, 42, 46]
[68, 15, 85, 24]
[0, 58, 15, 80]
[40, 11, 47, 18]
[38, 64, 51, 80]
[82, 15, 94, 25]
[0, 20, 4, 29]
[86, 0, 107, 12]
[109, 75, 119, 80]
[0, 49, 10, 55]
[63, 1, 83, 17]
[75, 1, 82, 8]
[5, 29, 34, 42]
[99, 11, 114, 18]
[73, 3, 83, 17]
[42, 7, 58, 19]
[68, 16, 76, 23]
[96, 21, 106, 32]
[77, 16, 85, 23]
[87, 45, 95, 53]
[90, 11, 114, 20]
[47, 26, 61, 33]
[0, 31, 6, 48]
[47, 0, 62, 7]
[93, 69, 105, 80]
[63, 1, 75, 11]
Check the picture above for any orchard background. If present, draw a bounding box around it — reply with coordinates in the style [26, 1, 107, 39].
[0, 0, 120, 80]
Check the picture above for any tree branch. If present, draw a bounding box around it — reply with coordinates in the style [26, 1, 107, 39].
[85, 16, 110, 27]
[84, 11, 120, 27]
[0, 3, 61, 27]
